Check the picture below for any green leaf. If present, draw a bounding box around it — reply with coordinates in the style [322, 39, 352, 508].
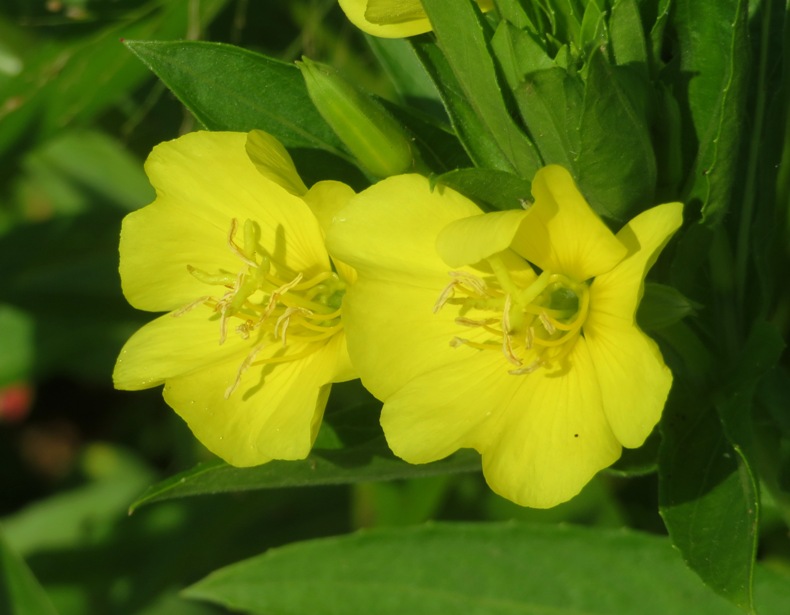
[130, 445, 480, 513]
[17, 129, 155, 214]
[2, 445, 156, 556]
[576, 50, 657, 221]
[0, 0, 228, 158]
[184, 523, 768, 615]
[420, 0, 542, 177]
[491, 21, 553, 88]
[579, 0, 608, 61]
[412, 39, 514, 171]
[382, 100, 472, 172]
[0, 525, 58, 615]
[364, 35, 443, 117]
[672, 0, 749, 224]
[609, 0, 649, 71]
[659, 388, 758, 612]
[512, 67, 584, 171]
[432, 168, 532, 212]
[637, 282, 700, 331]
[123, 40, 346, 155]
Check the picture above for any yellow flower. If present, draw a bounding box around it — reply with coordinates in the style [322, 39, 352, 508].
[327, 166, 682, 507]
[113, 130, 356, 466]
[338, 0, 493, 38]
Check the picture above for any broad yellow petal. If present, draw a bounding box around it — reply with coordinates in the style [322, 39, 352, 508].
[583, 318, 671, 448]
[436, 209, 529, 267]
[329, 330, 357, 383]
[163, 339, 339, 465]
[513, 165, 627, 281]
[381, 350, 509, 463]
[481, 339, 621, 508]
[327, 174, 481, 286]
[124, 132, 329, 312]
[113, 308, 249, 390]
[303, 180, 358, 283]
[338, 0, 432, 37]
[588, 202, 683, 322]
[245, 130, 308, 196]
[120, 201, 240, 312]
[583, 201, 681, 447]
[343, 278, 491, 399]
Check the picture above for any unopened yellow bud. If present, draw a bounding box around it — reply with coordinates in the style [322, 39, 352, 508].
[298, 57, 420, 178]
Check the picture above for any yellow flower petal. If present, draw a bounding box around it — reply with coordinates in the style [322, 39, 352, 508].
[124, 132, 330, 312]
[119, 201, 240, 313]
[436, 209, 529, 268]
[380, 351, 508, 463]
[113, 308, 249, 391]
[481, 339, 621, 508]
[584, 201, 682, 447]
[513, 165, 628, 281]
[327, 174, 481, 285]
[303, 180, 355, 237]
[583, 320, 671, 448]
[337, 0, 432, 37]
[588, 202, 684, 322]
[163, 338, 341, 465]
[344, 279, 491, 399]
[245, 130, 308, 196]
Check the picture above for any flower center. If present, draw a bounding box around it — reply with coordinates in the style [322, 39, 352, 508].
[434, 254, 589, 375]
[178, 218, 344, 396]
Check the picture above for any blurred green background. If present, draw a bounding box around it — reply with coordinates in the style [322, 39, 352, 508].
[0, 2, 785, 614]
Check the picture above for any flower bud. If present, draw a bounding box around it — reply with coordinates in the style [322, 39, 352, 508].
[298, 57, 419, 178]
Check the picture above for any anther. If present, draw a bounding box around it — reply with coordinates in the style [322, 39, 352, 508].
[172, 296, 211, 317]
[224, 343, 264, 399]
[539, 312, 556, 335]
[263, 273, 304, 319]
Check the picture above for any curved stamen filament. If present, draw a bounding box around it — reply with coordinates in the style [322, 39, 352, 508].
[437, 262, 590, 375]
[178, 217, 345, 397]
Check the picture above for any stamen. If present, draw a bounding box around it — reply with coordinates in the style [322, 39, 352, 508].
[172, 296, 211, 317]
[539, 312, 556, 335]
[509, 361, 542, 375]
[525, 326, 535, 350]
[224, 343, 264, 399]
[184, 218, 346, 388]
[441, 262, 590, 376]
[275, 306, 312, 345]
[450, 271, 488, 295]
[455, 317, 499, 327]
[187, 265, 236, 286]
[263, 273, 304, 319]
[227, 219, 258, 268]
[433, 279, 457, 313]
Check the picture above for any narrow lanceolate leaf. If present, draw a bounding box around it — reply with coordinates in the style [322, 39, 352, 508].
[672, 0, 748, 224]
[420, 0, 542, 177]
[183, 523, 783, 615]
[0, 526, 59, 615]
[412, 40, 514, 171]
[130, 443, 479, 513]
[123, 40, 346, 155]
[659, 387, 758, 612]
